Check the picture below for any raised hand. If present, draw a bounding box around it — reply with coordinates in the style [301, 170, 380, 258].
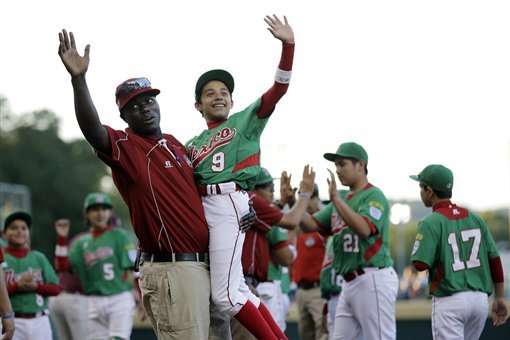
[299, 165, 316, 197]
[327, 169, 338, 200]
[264, 15, 294, 44]
[58, 29, 90, 77]
[280, 171, 297, 207]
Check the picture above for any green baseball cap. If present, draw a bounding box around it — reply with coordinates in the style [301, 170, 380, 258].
[323, 142, 368, 164]
[4, 211, 32, 230]
[83, 192, 113, 211]
[195, 69, 234, 101]
[256, 167, 275, 186]
[409, 164, 454, 192]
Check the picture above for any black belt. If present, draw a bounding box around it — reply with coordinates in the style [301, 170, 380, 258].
[140, 252, 209, 263]
[15, 311, 45, 319]
[343, 268, 365, 282]
[298, 281, 320, 290]
[343, 267, 386, 282]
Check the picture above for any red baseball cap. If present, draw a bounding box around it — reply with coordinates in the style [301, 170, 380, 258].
[115, 77, 160, 111]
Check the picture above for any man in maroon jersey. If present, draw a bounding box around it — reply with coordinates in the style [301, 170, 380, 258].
[57, 30, 254, 340]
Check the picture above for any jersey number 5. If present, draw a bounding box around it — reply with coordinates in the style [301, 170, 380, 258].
[103, 263, 115, 280]
[447, 229, 481, 272]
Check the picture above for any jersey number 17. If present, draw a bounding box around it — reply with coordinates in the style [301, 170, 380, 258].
[447, 228, 481, 272]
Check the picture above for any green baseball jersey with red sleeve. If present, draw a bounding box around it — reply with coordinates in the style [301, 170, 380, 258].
[3, 250, 59, 313]
[313, 184, 393, 275]
[69, 227, 137, 296]
[267, 227, 289, 281]
[410, 200, 499, 297]
[186, 97, 267, 191]
[320, 236, 342, 300]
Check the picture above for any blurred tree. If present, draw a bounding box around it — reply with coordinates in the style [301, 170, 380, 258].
[478, 209, 509, 246]
[0, 98, 132, 260]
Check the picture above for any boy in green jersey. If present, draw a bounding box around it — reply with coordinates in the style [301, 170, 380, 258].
[187, 14, 300, 340]
[409, 164, 508, 339]
[3, 211, 61, 340]
[55, 193, 138, 340]
[300, 142, 398, 340]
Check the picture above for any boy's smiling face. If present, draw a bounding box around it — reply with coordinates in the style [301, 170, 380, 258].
[3, 219, 30, 248]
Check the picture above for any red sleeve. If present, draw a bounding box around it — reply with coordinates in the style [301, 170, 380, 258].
[7, 283, 18, 295]
[0, 247, 4, 262]
[251, 194, 284, 233]
[361, 216, 378, 235]
[489, 256, 504, 283]
[413, 261, 429, 272]
[55, 235, 72, 272]
[35, 283, 61, 296]
[311, 216, 331, 238]
[258, 42, 295, 118]
[272, 240, 290, 251]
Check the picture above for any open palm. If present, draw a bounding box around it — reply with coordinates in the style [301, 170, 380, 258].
[58, 29, 90, 77]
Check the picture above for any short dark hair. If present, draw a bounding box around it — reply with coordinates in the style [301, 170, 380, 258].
[421, 184, 452, 199]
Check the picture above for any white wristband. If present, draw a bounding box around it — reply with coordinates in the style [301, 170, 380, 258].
[288, 244, 297, 261]
[274, 68, 292, 84]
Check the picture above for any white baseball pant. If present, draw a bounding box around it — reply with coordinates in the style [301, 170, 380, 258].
[332, 267, 398, 340]
[257, 280, 284, 330]
[13, 313, 52, 340]
[432, 290, 488, 340]
[201, 187, 260, 316]
[88, 291, 135, 340]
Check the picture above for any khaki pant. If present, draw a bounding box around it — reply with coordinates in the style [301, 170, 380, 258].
[139, 261, 211, 340]
[296, 286, 328, 340]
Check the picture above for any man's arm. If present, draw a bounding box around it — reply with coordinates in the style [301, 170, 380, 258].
[277, 165, 315, 228]
[58, 29, 111, 156]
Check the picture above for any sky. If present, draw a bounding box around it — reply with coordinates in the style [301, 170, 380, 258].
[1, 0, 509, 212]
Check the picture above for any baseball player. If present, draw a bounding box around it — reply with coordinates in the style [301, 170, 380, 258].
[49, 219, 90, 340]
[320, 235, 342, 337]
[54, 193, 137, 340]
[249, 167, 312, 332]
[291, 183, 328, 340]
[409, 164, 509, 339]
[300, 142, 398, 340]
[186, 14, 295, 340]
[0, 246, 15, 340]
[2, 211, 61, 340]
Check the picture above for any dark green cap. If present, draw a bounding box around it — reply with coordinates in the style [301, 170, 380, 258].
[409, 164, 454, 192]
[4, 211, 32, 230]
[324, 142, 368, 164]
[195, 69, 234, 101]
[83, 192, 113, 211]
[256, 167, 275, 186]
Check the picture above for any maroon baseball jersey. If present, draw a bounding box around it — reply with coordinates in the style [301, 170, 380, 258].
[241, 193, 284, 282]
[97, 126, 209, 253]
